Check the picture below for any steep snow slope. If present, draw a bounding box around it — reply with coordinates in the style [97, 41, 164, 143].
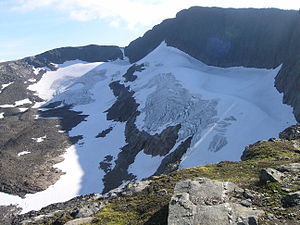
[0, 42, 296, 213]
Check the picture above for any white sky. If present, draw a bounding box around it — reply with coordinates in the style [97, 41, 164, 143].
[12, 0, 300, 28]
[0, 0, 299, 61]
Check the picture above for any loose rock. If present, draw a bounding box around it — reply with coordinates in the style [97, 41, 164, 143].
[259, 168, 284, 183]
[168, 178, 264, 225]
[281, 191, 300, 207]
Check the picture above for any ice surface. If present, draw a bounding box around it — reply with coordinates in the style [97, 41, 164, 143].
[128, 150, 164, 180]
[0, 42, 296, 213]
[28, 60, 103, 102]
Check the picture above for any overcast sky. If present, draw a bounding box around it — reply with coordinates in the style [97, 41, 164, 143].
[1, 0, 299, 61]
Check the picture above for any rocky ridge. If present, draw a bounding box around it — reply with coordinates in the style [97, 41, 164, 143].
[0, 45, 123, 196]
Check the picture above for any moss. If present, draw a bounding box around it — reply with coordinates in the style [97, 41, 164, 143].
[92, 203, 138, 225]
[87, 139, 300, 225]
[241, 140, 296, 161]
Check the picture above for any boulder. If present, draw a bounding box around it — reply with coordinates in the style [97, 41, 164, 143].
[104, 180, 151, 198]
[259, 168, 284, 184]
[70, 202, 102, 218]
[64, 217, 94, 225]
[279, 125, 300, 140]
[168, 178, 264, 225]
[281, 191, 300, 207]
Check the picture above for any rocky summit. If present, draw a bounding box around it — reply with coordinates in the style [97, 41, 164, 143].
[0, 6, 300, 225]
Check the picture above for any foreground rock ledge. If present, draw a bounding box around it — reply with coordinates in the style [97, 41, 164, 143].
[168, 178, 264, 225]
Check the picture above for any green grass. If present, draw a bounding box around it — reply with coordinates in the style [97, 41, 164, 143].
[36, 139, 300, 225]
[89, 139, 300, 225]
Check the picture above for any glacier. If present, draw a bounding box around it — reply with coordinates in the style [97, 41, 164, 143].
[0, 42, 296, 213]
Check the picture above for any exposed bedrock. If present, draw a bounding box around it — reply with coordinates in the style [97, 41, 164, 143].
[105, 81, 139, 122]
[0, 109, 70, 197]
[125, 7, 300, 122]
[168, 178, 264, 225]
[102, 80, 182, 193]
[24, 45, 123, 67]
[154, 136, 193, 176]
[123, 63, 145, 82]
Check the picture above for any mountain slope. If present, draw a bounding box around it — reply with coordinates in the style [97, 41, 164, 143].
[124, 7, 300, 122]
[9, 127, 300, 225]
[0, 42, 296, 213]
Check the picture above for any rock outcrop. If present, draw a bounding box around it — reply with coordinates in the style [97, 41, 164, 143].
[168, 178, 263, 225]
[282, 191, 300, 207]
[259, 168, 285, 184]
[25, 45, 123, 67]
[279, 125, 300, 140]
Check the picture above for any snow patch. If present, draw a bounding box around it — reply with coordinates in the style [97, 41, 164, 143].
[0, 82, 13, 93]
[28, 78, 37, 82]
[0, 112, 4, 119]
[0, 104, 14, 108]
[18, 108, 28, 112]
[15, 98, 32, 106]
[0, 146, 83, 213]
[128, 151, 164, 180]
[28, 60, 103, 102]
[32, 135, 47, 143]
[33, 67, 43, 75]
[17, 151, 31, 157]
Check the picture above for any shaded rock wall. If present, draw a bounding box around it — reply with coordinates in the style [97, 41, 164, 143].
[125, 7, 300, 122]
[25, 45, 123, 67]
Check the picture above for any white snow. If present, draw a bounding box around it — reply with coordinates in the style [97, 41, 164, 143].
[0, 82, 13, 93]
[128, 151, 164, 180]
[28, 78, 37, 82]
[32, 135, 47, 143]
[0, 146, 83, 213]
[0, 98, 32, 108]
[15, 98, 32, 106]
[130, 42, 296, 168]
[0, 112, 4, 119]
[0, 42, 297, 214]
[28, 60, 103, 103]
[33, 67, 43, 75]
[18, 108, 28, 112]
[17, 151, 31, 157]
[0, 104, 14, 108]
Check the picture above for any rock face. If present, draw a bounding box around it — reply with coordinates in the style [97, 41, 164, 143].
[279, 125, 300, 140]
[168, 178, 263, 225]
[124, 7, 300, 122]
[125, 7, 298, 68]
[282, 191, 300, 207]
[25, 45, 123, 67]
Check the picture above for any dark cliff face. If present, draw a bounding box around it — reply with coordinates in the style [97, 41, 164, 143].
[125, 7, 300, 122]
[125, 7, 299, 68]
[275, 19, 300, 122]
[25, 45, 123, 67]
